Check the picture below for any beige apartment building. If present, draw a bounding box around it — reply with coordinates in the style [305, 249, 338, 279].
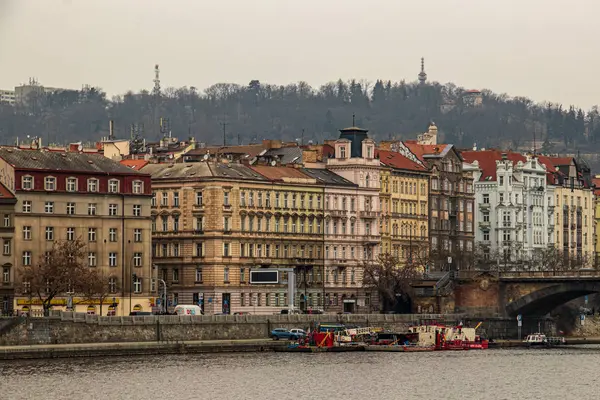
[0, 148, 153, 316]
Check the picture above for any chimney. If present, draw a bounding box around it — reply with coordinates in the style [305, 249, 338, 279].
[302, 149, 317, 164]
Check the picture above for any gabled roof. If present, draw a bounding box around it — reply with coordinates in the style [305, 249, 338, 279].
[402, 141, 454, 162]
[376, 149, 427, 172]
[262, 147, 303, 164]
[0, 147, 144, 175]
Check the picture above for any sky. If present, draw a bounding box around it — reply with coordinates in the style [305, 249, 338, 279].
[1, 0, 598, 109]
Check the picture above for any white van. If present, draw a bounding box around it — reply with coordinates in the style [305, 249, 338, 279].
[174, 305, 203, 316]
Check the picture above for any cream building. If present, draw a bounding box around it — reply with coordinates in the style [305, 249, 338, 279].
[0, 148, 153, 316]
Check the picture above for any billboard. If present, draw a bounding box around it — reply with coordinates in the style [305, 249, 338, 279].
[250, 270, 279, 284]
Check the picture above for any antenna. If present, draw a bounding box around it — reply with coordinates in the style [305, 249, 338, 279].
[352, 113, 356, 126]
[153, 64, 161, 97]
[301, 128, 305, 146]
[533, 127, 537, 155]
[109, 120, 115, 140]
[221, 120, 229, 146]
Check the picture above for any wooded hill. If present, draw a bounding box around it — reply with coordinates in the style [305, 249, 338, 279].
[1, 79, 599, 160]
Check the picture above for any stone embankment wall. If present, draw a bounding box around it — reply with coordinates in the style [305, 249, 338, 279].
[572, 315, 600, 337]
[0, 312, 554, 346]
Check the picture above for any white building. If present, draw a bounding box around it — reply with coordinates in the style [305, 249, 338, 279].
[462, 150, 555, 265]
[0, 89, 15, 105]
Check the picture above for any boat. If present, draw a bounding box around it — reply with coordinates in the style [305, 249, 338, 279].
[524, 333, 566, 347]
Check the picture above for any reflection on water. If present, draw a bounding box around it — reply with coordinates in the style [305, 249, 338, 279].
[2, 348, 600, 400]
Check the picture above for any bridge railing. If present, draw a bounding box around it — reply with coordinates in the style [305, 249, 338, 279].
[456, 269, 600, 280]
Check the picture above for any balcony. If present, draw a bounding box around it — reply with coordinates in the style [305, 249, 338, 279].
[253, 258, 273, 265]
[479, 202, 491, 209]
[359, 210, 379, 219]
[362, 235, 380, 243]
[478, 221, 491, 229]
[329, 210, 347, 218]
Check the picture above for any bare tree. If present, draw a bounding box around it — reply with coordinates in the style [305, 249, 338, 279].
[80, 269, 117, 315]
[20, 240, 88, 316]
[363, 253, 422, 313]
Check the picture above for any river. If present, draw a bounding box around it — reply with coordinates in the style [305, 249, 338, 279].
[2, 348, 599, 400]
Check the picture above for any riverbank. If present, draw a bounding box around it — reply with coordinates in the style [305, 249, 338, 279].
[0, 339, 287, 360]
[3, 337, 599, 360]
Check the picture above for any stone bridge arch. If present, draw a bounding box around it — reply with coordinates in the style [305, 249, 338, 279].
[505, 282, 600, 317]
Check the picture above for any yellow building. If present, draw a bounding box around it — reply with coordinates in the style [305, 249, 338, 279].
[378, 149, 430, 265]
[0, 182, 17, 315]
[0, 147, 154, 316]
[542, 156, 594, 265]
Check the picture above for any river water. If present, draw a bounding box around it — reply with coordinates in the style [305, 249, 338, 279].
[2, 348, 600, 400]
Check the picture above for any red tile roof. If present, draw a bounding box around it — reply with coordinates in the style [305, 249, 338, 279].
[120, 159, 149, 171]
[248, 165, 312, 181]
[377, 150, 426, 171]
[402, 141, 451, 162]
[461, 150, 527, 181]
[0, 181, 16, 203]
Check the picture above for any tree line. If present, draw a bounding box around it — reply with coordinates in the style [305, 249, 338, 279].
[1, 79, 599, 157]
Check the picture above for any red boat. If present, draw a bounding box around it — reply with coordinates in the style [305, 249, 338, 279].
[410, 323, 489, 351]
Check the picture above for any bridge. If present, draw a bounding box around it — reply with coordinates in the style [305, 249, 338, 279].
[414, 270, 600, 317]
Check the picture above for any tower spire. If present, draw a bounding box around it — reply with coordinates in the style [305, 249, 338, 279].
[418, 57, 427, 84]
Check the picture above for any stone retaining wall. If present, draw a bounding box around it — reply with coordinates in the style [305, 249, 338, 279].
[0, 312, 554, 345]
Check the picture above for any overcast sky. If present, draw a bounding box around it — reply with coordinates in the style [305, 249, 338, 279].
[1, 0, 598, 108]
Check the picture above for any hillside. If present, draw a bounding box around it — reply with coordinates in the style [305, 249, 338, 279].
[1, 79, 599, 163]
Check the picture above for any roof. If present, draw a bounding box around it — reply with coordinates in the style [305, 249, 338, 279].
[0, 181, 16, 204]
[142, 162, 268, 181]
[185, 144, 265, 158]
[249, 165, 313, 181]
[461, 150, 526, 181]
[300, 168, 357, 187]
[120, 159, 149, 171]
[593, 177, 600, 196]
[402, 141, 454, 162]
[0, 147, 144, 175]
[262, 147, 304, 164]
[377, 150, 427, 172]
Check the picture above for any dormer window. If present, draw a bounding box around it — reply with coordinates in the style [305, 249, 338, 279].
[45, 176, 56, 191]
[108, 179, 119, 193]
[366, 146, 373, 159]
[132, 180, 143, 194]
[87, 178, 99, 192]
[66, 177, 77, 192]
[340, 146, 346, 159]
[22, 176, 33, 190]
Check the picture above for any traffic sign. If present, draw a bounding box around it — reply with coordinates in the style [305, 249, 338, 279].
[516, 314, 522, 322]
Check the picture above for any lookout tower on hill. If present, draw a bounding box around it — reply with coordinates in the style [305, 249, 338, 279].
[418, 57, 427, 84]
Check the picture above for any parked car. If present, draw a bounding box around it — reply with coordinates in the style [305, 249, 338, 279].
[270, 328, 306, 340]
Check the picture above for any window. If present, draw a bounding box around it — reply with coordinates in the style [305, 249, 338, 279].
[499, 176, 504, 186]
[67, 177, 77, 192]
[3, 239, 10, 256]
[22, 176, 33, 190]
[240, 268, 245, 283]
[196, 242, 204, 257]
[45, 201, 54, 214]
[88, 252, 97, 267]
[340, 146, 346, 158]
[109, 228, 117, 242]
[173, 268, 179, 282]
[132, 180, 143, 194]
[240, 191, 246, 207]
[173, 216, 179, 232]
[44, 176, 56, 191]
[151, 192, 157, 207]
[2, 266, 9, 283]
[3, 215, 9, 227]
[87, 179, 98, 192]
[224, 267, 230, 282]
[223, 191, 230, 206]
[109, 179, 119, 193]
[45, 226, 54, 241]
[109, 204, 118, 216]
[134, 228, 142, 242]
[23, 226, 31, 240]
[162, 192, 168, 206]
[88, 228, 97, 242]
[483, 194, 489, 204]
[224, 216, 231, 232]
[223, 243, 231, 257]
[133, 277, 142, 293]
[133, 205, 141, 217]
[22, 200, 31, 213]
[22, 251, 31, 266]
[173, 192, 180, 207]
[109, 252, 117, 267]
[66, 202, 76, 215]
[133, 252, 142, 267]
[88, 203, 96, 216]
[67, 227, 75, 241]
[108, 277, 117, 293]
[195, 268, 203, 282]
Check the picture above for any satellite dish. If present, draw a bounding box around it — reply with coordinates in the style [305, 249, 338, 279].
[203, 154, 209, 161]
[270, 160, 277, 166]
